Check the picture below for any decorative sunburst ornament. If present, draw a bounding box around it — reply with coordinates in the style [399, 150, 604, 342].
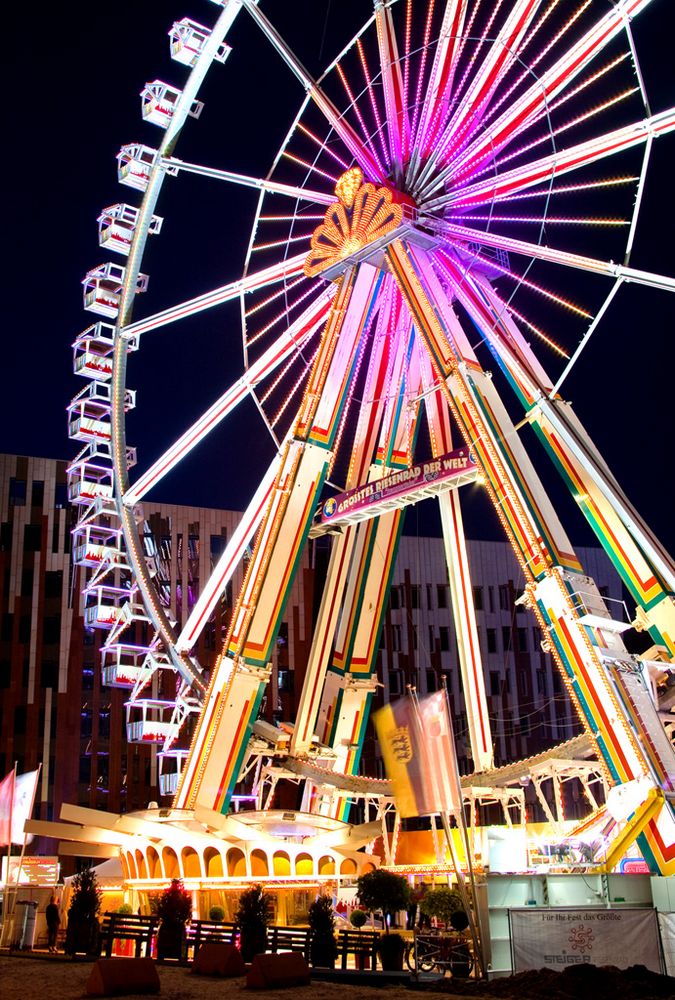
[304, 167, 404, 278]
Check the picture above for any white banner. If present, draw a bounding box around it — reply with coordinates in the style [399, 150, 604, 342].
[658, 913, 675, 977]
[511, 907, 663, 973]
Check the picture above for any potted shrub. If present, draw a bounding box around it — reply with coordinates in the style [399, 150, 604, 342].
[348, 908, 370, 969]
[65, 865, 102, 957]
[156, 878, 192, 961]
[113, 903, 134, 957]
[308, 894, 338, 969]
[235, 884, 272, 963]
[356, 869, 411, 971]
[208, 904, 225, 923]
[419, 886, 463, 929]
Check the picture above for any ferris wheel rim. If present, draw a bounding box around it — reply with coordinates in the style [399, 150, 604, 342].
[86, 0, 675, 743]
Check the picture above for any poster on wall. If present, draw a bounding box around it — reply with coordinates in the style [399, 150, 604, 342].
[510, 907, 663, 974]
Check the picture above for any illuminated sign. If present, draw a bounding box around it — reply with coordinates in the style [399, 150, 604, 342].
[321, 446, 476, 523]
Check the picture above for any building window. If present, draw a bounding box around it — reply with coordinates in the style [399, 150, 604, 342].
[278, 669, 294, 694]
[390, 586, 401, 611]
[499, 584, 510, 611]
[389, 670, 403, 696]
[18, 615, 31, 644]
[42, 616, 61, 645]
[1, 614, 13, 643]
[392, 624, 402, 651]
[426, 585, 433, 609]
[488, 587, 495, 613]
[426, 670, 437, 692]
[21, 568, 34, 598]
[536, 671, 546, 695]
[473, 586, 483, 610]
[439, 626, 450, 652]
[0, 522, 11, 552]
[9, 478, 26, 506]
[44, 571, 63, 600]
[23, 524, 42, 552]
[410, 585, 421, 609]
[54, 483, 68, 509]
[486, 628, 497, 654]
[14, 706, 27, 735]
[517, 627, 528, 652]
[489, 671, 501, 696]
[437, 585, 448, 609]
[40, 660, 58, 688]
[31, 481, 45, 508]
[502, 626, 512, 652]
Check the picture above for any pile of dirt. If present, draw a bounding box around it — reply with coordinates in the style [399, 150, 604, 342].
[416, 964, 675, 999]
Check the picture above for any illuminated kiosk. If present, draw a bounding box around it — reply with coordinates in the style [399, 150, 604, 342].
[34, 0, 675, 973]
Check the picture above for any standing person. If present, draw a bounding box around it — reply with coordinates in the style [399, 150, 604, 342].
[46, 894, 60, 953]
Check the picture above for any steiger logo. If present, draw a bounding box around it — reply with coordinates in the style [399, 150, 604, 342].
[389, 726, 413, 763]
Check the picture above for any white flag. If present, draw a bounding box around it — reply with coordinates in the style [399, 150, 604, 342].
[10, 770, 39, 844]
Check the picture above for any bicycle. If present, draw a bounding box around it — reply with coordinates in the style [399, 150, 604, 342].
[405, 929, 474, 977]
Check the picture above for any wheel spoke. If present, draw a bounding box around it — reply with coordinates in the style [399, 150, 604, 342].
[417, 0, 656, 199]
[439, 218, 675, 292]
[121, 252, 308, 339]
[242, 0, 384, 181]
[375, 0, 411, 182]
[425, 106, 675, 211]
[175, 456, 282, 652]
[406, 0, 469, 180]
[123, 288, 335, 505]
[413, 0, 544, 196]
[163, 156, 336, 205]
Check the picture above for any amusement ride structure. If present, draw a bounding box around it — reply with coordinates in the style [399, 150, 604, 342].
[65, 0, 675, 881]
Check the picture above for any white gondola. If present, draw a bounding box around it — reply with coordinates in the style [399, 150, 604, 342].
[67, 460, 114, 505]
[101, 643, 155, 688]
[125, 699, 177, 744]
[83, 585, 132, 629]
[158, 748, 189, 797]
[140, 80, 203, 129]
[72, 322, 117, 380]
[169, 18, 230, 67]
[82, 262, 148, 318]
[97, 204, 162, 256]
[116, 144, 158, 191]
[72, 522, 126, 569]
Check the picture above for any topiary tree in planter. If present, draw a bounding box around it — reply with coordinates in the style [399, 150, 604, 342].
[156, 878, 192, 961]
[235, 884, 273, 963]
[356, 869, 411, 971]
[349, 908, 368, 929]
[208, 904, 225, 922]
[356, 869, 411, 933]
[65, 865, 102, 957]
[419, 887, 464, 929]
[308, 894, 338, 969]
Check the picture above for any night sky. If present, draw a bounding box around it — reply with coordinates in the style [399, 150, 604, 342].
[3, 1, 674, 556]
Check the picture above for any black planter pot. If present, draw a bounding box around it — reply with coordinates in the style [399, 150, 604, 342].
[65, 917, 100, 957]
[377, 933, 405, 971]
[310, 935, 337, 969]
[239, 929, 268, 964]
[157, 921, 186, 961]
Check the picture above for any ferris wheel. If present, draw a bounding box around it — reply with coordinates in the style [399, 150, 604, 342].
[68, 0, 675, 873]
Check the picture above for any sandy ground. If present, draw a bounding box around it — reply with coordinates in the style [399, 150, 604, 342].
[1, 953, 674, 1000]
[0, 955, 437, 1000]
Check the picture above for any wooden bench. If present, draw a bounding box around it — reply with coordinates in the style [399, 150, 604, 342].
[100, 913, 159, 959]
[186, 919, 238, 961]
[267, 925, 311, 962]
[337, 929, 380, 970]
